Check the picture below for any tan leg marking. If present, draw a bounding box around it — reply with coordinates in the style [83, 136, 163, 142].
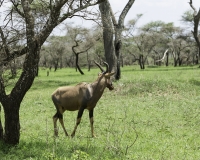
[53, 117, 58, 137]
[59, 118, 68, 136]
[71, 118, 81, 137]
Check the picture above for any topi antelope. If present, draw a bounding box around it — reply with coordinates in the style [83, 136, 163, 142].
[52, 61, 115, 137]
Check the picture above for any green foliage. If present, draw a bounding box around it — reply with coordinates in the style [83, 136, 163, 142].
[71, 150, 90, 160]
[1, 66, 200, 159]
[181, 10, 194, 24]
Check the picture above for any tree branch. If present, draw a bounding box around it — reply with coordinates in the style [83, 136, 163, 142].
[156, 49, 169, 62]
[0, 27, 10, 57]
[58, 0, 106, 24]
[11, 0, 25, 18]
[118, 0, 135, 27]
[0, 47, 28, 67]
[106, 0, 117, 26]
[189, 0, 197, 16]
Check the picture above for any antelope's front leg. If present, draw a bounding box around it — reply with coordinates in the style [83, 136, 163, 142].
[89, 109, 95, 137]
[71, 107, 84, 137]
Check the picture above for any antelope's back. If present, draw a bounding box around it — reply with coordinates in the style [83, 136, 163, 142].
[51, 83, 88, 111]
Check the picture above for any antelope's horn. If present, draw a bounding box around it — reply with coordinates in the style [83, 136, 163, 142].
[94, 61, 105, 72]
[102, 61, 109, 73]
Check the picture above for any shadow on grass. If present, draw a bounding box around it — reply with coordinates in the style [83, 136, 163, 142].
[0, 140, 69, 159]
[0, 138, 100, 159]
[189, 79, 200, 86]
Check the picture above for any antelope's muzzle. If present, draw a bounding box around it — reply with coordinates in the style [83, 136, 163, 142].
[108, 84, 114, 90]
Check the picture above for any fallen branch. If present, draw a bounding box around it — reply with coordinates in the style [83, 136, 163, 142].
[156, 49, 169, 62]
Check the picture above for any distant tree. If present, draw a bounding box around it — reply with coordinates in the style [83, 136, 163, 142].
[125, 14, 143, 37]
[43, 36, 66, 71]
[168, 29, 194, 66]
[181, 10, 194, 25]
[66, 25, 98, 74]
[132, 21, 166, 69]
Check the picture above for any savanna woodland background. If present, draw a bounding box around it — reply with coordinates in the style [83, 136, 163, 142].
[0, 0, 200, 159]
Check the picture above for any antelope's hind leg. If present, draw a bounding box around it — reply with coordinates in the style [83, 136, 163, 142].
[53, 112, 69, 137]
[58, 112, 69, 136]
[53, 112, 59, 137]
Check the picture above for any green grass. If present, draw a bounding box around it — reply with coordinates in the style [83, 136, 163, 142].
[1, 66, 200, 159]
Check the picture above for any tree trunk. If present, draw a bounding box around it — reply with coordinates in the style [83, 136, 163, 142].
[99, 1, 116, 73]
[121, 55, 124, 67]
[166, 52, 169, 66]
[139, 55, 145, 69]
[0, 105, 3, 140]
[115, 38, 122, 80]
[75, 54, 84, 75]
[87, 51, 91, 71]
[179, 58, 182, 66]
[196, 52, 199, 64]
[140, 55, 145, 69]
[54, 60, 58, 72]
[174, 58, 178, 67]
[2, 99, 20, 144]
[10, 61, 17, 78]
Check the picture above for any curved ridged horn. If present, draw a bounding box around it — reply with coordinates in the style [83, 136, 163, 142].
[94, 61, 105, 72]
[102, 61, 109, 73]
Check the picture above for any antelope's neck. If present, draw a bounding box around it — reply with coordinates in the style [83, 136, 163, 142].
[88, 77, 106, 104]
[91, 76, 106, 92]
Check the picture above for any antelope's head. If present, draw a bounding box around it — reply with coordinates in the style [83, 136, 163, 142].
[94, 61, 115, 90]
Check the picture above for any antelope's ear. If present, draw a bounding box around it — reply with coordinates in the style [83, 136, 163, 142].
[105, 72, 115, 77]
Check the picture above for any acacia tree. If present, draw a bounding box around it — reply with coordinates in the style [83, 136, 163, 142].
[43, 37, 66, 71]
[67, 25, 95, 74]
[99, 0, 135, 80]
[0, 0, 105, 145]
[131, 21, 166, 69]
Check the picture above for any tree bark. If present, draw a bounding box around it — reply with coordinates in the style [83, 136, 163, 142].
[166, 52, 169, 66]
[99, 1, 116, 73]
[2, 99, 20, 144]
[189, 0, 200, 63]
[0, 105, 3, 140]
[139, 55, 145, 69]
[75, 53, 84, 75]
